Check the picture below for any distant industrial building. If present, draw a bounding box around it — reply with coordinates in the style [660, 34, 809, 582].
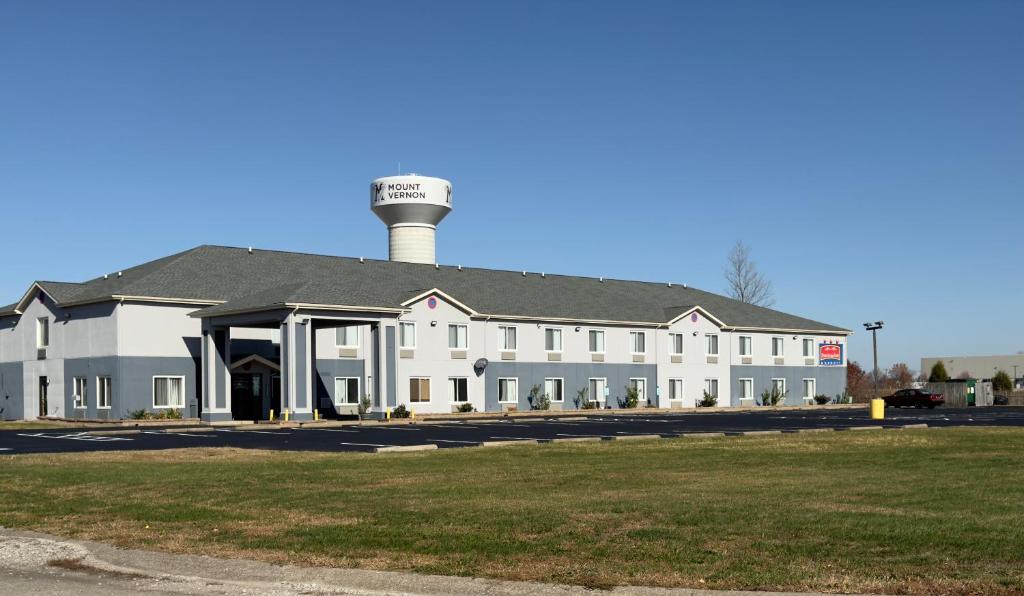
[921, 355, 1024, 387]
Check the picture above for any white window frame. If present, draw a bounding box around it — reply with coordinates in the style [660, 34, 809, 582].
[772, 336, 785, 357]
[629, 377, 647, 403]
[706, 334, 719, 356]
[738, 335, 752, 356]
[668, 378, 684, 401]
[335, 326, 360, 348]
[739, 378, 753, 400]
[704, 378, 719, 398]
[498, 325, 518, 351]
[802, 338, 814, 358]
[448, 324, 468, 350]
[629, 331, 646, 355]
[73, 377, 87, 409]
[669, 333, 684, 356]
[588, 377, 607, 404]
[152, 375, 185, 409]
[333, 376, 360, 406]
[36, 317, 49, 349]
[772, 378, 787, 395]
[802, 378, 816, 400]
[498, 377, 519, 404]
[448, 376, 469, 403]
[544, 327, 563, 353]
[96, 376, 112, 409]
[399, 322, 417, 349]
[409, 376, 431, 403]
[588, 329, 605, 354]
[544, 377, 564, 403]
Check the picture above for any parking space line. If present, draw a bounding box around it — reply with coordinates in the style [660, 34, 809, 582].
[339, 441, 394, 448]
[142, 431, 213, 438]
[430, 439, 480, 444]
[489, 436, 540, 441]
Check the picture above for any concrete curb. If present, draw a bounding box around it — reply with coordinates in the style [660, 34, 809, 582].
[796, 428, 835, 433]
[481, 440, 538, 447]
[900, 423, 929, 429]
[373, 444, 438, 453]
[732, 430, 782, 436]
[611, 434, 662, 441]
[678, 432, 725, 438]
[846, 426, 885, 431]
[550, 437, 602, 443]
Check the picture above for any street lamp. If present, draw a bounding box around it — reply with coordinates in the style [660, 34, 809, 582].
[863, 321, 884, 387]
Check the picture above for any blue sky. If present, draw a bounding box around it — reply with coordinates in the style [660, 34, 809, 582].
[1, 1, 1022, 372]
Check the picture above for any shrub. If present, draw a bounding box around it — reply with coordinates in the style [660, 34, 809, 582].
[813, 394, 831, 405]
[581, 399, 599, 410]
[457, 402, 474, 413]
[759, 386, 787, 406]
[527, 384, 550, 411]
[391, 404, 411, 418]
[929, 361, 950, 382]
[129, 409, 151, 420]
[160, 408, 183, 420]
[357, 395, 372, 420]
[697, 391, 717, 407]
[618, 386, 639, 409]
[835, 390, 852, 404]
[992, 370, 1012, 392]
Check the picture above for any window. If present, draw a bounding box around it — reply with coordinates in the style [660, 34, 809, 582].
[153, 376, 184, 408]
[706, 334, 719, 355]
[772, 337, 785, 357]
[399, 322, 416, 348]
[498, 325, 517, 351]
[589, 377, 607, 403]
[739, 336, 752, 356]
[335, 326, 359, 348]
[772, 378, 787, 396]
[409, 377, 431, 403]
[802, 338, 814, 358]
[448, 324, 468, 349]
[97, 376, 112, 409]
[629, 378, 647, 403]
[588, 329, 605, 353]
[629, 331, 646, 354]
[704, 378, 719, 398]
[803, 378, 816, 400]
[544, 327, 562, 352]
[669, 333, 684, 355]
[73, 377, 87, 409]
[448, 377, 469, 402]
[498, 378, 519, 403]
[669, 378, 684, 401]
[739, 378, 753, 400]
[544, 377, 564, 402]
[36, 317, 49, 349]
[334, 377, 359, 405]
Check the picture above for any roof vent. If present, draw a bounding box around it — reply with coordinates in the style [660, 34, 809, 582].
[117, 271, 123, 278]
[599, 277, 604, 282]
[541, 272, 546, 278]
[683, 283, 688, 288]
[435, 263, 439, 269]
[522, 271, 526, 277]
[458, 265, 462, 271]
[667, 282, 672, 287]
[103, 274, 109, 280]
[247, 247, 253, 254]
[359, 257, 365, 264]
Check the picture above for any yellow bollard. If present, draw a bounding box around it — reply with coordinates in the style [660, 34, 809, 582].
[314, 409, 320, 421]
[284, 409, 290, 422]
[410, 409, 415, 420]
[386, 407, 391, 421]
[870, 398, 885, 420]
[269, 409, 275, 422]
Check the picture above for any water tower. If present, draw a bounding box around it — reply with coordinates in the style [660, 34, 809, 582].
[370, 174, 452, 264]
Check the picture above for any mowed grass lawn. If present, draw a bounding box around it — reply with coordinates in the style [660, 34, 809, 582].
[2, 428, 1023, 594]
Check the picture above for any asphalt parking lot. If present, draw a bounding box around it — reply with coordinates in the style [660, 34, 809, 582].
[2, 406, 1022, 455]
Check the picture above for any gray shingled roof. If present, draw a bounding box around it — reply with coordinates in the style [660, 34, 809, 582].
[2, 245, 849, 332]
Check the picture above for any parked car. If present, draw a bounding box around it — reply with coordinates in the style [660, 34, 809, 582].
[994, 394, 1009, 406]
[883, 388, 945, 408]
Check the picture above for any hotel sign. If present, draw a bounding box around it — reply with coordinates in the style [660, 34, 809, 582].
[818, 342, 843, 366]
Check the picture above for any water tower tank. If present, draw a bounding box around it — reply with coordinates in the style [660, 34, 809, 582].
[370, 174, 452, 264]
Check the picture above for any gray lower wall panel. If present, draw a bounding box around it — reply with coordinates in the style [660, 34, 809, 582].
[315, 359, 365, 410]
[294, 323, 308, 410]
[385, 327, 396, 408]
[484, 362, 656, 412]
[729, 365, 846, 406]
[0, 361, 25, 420]
[64, 356, 198, 420]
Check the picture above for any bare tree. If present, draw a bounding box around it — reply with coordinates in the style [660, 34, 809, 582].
[724, 241, 774, 307]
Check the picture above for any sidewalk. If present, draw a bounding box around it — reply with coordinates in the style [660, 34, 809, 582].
[0, 528, 854, 596]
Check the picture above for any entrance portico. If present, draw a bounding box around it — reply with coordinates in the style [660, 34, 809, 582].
[197, 308, 398, 423]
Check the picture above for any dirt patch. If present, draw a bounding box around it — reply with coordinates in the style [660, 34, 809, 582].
[47, 557, 147, 579]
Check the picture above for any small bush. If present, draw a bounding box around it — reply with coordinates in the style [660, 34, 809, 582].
[456, 402, 474, 413]
[698, 391, 717, 407]
[759, 386, 787, 406]
[618, 386, 640, 409]
[528, 384, 550, 411]
[835, 390, 853, 404]
[992, 370, 1012, 392]
[357, 395, 372, 420]
[160, 408, 183, 420]
[129, 409, 151, 420]
[814, 394, 831, 405]
[391, 404, 411, 419]
[581, 399, 599, 410]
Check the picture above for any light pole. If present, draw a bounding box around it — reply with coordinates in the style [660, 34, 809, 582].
[863, 321, 884, 388]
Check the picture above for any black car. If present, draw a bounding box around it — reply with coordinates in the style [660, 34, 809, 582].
[883, 388, 945, 408]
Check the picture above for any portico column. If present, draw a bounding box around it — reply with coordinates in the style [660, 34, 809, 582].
[280, 313, 314, 421]
[200, 319, 232, 422]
